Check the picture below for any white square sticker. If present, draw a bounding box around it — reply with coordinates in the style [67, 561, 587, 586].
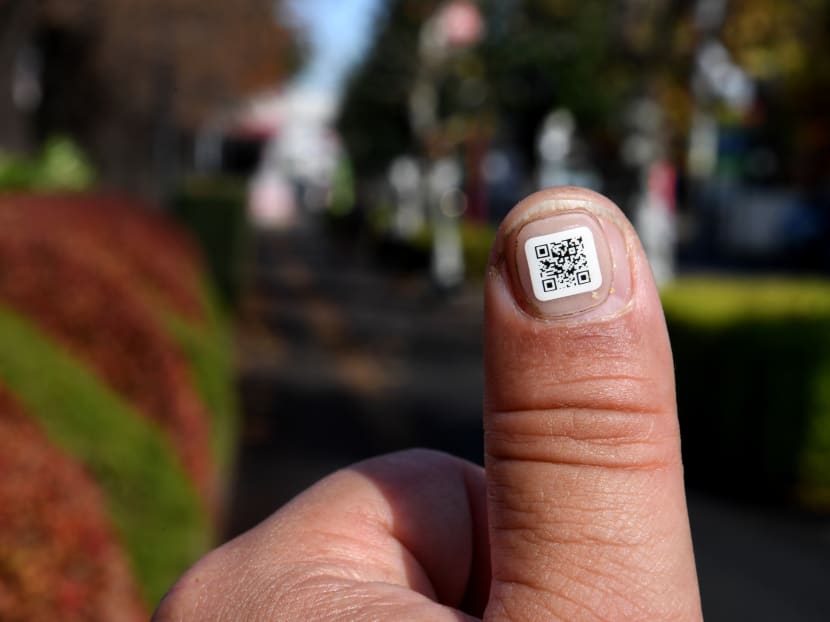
[524, 226, 603, 302]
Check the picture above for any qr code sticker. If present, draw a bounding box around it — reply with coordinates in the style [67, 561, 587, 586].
[524, 226, 603, 302]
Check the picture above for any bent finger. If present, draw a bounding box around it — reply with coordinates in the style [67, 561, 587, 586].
[153, 449, 489, 621]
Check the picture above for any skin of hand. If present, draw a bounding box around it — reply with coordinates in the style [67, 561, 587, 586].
[153, 187, 703, 621]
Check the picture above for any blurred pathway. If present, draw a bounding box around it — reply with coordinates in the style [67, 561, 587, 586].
[229, 218, 484, 535]
[228, 216, 830, 621]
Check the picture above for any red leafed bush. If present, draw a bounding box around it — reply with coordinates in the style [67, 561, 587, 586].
[0, 194, 205, 320]
[0, 195, 215, 505]
[0, 386, 147, 622]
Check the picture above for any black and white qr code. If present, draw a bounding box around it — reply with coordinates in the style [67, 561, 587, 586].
[534, 235, 592, 292]
[524, 226, 602, 302]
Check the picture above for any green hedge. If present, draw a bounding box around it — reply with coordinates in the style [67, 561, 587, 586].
[662, 277, 830, 510]
[173, 176, 248, 308]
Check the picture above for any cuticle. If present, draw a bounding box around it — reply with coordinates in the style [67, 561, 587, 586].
[502, 199, 624, 239]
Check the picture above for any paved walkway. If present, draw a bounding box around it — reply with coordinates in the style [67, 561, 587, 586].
[229, 220, 484, 533]
[228, 217, 830, 621]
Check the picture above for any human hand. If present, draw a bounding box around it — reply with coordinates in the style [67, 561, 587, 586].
[154, 187, 703, 621]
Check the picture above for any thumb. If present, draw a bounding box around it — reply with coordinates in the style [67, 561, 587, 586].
[483, 187, 701, 621]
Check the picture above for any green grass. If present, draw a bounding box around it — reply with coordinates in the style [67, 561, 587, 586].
[0, 305, 211, 608]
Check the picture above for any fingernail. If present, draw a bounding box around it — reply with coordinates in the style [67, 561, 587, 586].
[501, 193, 633, 320]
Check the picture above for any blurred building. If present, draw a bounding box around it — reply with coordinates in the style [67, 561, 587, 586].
[0, 0, 302, 199]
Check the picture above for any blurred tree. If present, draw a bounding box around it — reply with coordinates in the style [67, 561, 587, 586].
[339, 0, 442, 179]
[0, 0, 38, 151]
[339, 0, 696, 197]
[721, 0, 830, 187]
[0, 0, 304, 197]
[481, 0, 694, 169]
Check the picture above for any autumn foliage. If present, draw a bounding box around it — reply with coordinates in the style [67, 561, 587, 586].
[0, 193, 205, 318]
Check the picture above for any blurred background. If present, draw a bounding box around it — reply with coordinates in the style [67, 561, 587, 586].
[1, 0, 830, 619]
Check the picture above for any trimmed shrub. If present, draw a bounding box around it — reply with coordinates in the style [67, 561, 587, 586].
[0, 387, 147, 622]
[662, 277, 830, 510]
[167, 302, 239, 480]
[0, 194, 238, 477]
[0, 207, 215, 504]
[0, 194, 205, 319]
[0, 307, 210, 608]
[0, 193, 238, 609]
